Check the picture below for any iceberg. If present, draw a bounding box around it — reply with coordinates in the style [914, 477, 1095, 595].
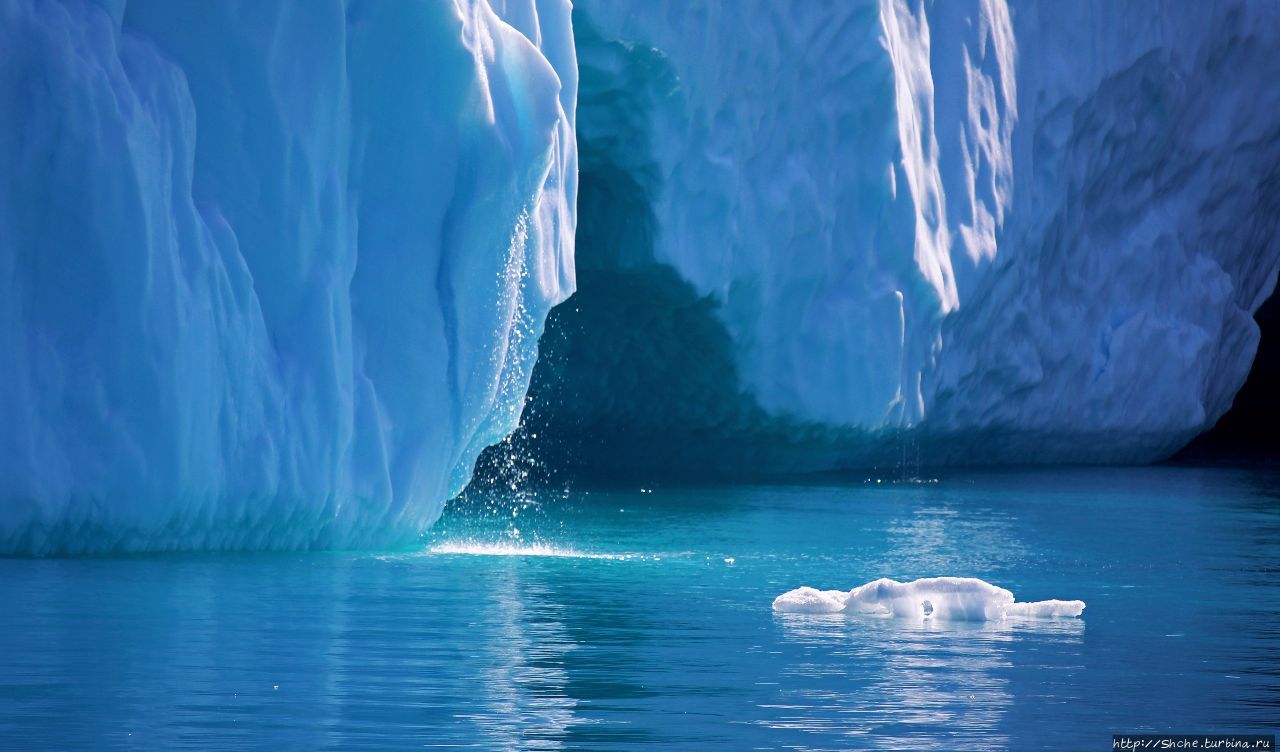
[523, 0, 1280, 475]
[4, 0, 1279, 551]
[0, 0, 576, 553]
[772, 577, 1085, 621]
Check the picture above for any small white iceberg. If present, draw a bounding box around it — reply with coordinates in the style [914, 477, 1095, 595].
[772, 577, 1084, 621]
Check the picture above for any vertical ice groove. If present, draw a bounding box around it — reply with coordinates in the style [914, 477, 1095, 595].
[880, 0, 955, 315]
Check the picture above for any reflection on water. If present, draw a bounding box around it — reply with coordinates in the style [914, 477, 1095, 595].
[463, 568, 580, 749]
[0, 467, 1276, 751]
[768, 614, 1085, 751]
[874, 501, 1031, 580]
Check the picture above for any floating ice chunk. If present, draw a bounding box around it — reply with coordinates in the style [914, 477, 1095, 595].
[770, 587, 851, 614]
[842, 577, 1016, 621]
[1004, 599, 1087, 618]
[772, 577, 1084, 621]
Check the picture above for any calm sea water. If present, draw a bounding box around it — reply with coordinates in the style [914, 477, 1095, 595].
[1, 466, 1278, 750]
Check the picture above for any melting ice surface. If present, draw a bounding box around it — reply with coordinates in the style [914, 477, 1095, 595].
[774, 577, 1085, 620]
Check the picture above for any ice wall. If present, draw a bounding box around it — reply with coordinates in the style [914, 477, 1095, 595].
[563, 0, 1280, 468]
[0, 0, 576, 553]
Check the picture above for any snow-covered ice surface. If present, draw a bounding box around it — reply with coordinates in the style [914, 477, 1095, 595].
[773, 577, 1085, 621]
[0, 0, 576, 553]
[572, 0, 1280, 465]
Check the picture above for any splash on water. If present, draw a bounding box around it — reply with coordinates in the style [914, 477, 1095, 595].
[424, 541, 634, 560]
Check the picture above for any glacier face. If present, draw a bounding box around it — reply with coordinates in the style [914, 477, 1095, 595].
[0, 0, 576, 553]
[4, 0, 1279, 552]
[548, 0, 1280, 470]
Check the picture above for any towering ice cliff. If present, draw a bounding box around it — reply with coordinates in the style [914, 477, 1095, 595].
[511, 0, 1280, 477]
[4, 0, 1278, 550]
[0, 0, 576, 553]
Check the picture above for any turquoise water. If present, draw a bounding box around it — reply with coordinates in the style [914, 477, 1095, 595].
[1, 466, 1278, 750]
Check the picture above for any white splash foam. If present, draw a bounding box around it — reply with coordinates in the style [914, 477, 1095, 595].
[773, 577, 1084, 621]
[425, 541, 630, 560]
